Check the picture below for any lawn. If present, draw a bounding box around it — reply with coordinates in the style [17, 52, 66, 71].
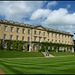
[0, 56, 75, 74]
[0, 51, 44, 58]
[50, 52, 75, 56]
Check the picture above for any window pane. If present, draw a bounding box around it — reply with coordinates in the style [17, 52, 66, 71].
[4, 34, 6, 39]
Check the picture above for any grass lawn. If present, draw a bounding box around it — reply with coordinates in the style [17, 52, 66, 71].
[0, 56, 75, 74]
[50, 52, 75, 56]
[0, 51, 44, 58]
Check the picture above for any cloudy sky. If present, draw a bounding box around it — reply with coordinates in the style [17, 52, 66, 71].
[0, 1, 75, 39]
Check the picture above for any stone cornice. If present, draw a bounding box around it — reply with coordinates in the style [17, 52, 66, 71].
[0, 19, 73, 36]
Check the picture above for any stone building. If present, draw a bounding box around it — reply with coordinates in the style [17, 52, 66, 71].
[0, 19, 74, 52]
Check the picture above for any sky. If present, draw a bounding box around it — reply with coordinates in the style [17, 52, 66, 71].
[0, 1, 75, 39]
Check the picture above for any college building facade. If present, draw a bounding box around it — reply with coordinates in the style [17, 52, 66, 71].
[0, 19, 74, 52]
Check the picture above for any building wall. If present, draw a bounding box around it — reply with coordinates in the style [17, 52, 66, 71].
[0, 23, 74, 45]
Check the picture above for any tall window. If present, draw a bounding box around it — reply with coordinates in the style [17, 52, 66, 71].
[28, 37, 30, 41]
[43, 38, 45, 42]
[39, 38, 41, 42]
[55, 34, 57, 38]
[34, 37, 36, 41]
[59, 40, 60, 43]
[17, 28, 19, 33]
[62, 41, 63, 43]
[28, 30, 30, 34]
[23, 29, 25, 34]
[59, 34, 60, 39]
[52, 33, 53, 38]
[44, 32, 45, 36]
[48, 33, 49, 37]
[34, 31, 36, 35]
[68, 36, 69, 40]
[55, 40, 57, 43]
[48, 39, 50, 42]
[4, 42, 6, 48]
[16, 36, 19, 40]
[22, 36, 24, 41]
[10, 35, 13, 40]
[52, 39, 53, 43]
[4, 34, 6, 39]
[4, 26, 7, 32]
[62, 35, 63, 39]
[39, 31, 41, 35]
[11, 27, 13, 32]
[65, 41, 66, 44]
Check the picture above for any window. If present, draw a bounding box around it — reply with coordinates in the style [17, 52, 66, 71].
[34, 31, 36, 35]
[10, 35, 13, 40]
[55, 34, 57, 38]
[59, 34, 60, 39]
[23, 29, 25, 34]
[68, 41, 69, 44]
[65, 41, 66, 44]
[39, 38, 41, 42]
[17, 28, 19, 33]
[39, 31, 41, 35]
[52, 33, 53, 38]
[62, 35, 63, 39]
[68, 36, 69, 40]
[16, 36, 19, 40]
[52, 39, 53, 43]
[28, 30, 30, 34]
[48, 39, 50, 42]
[44, 32, 45, 36]
[4, 42, 6, 48]
[4, 34, 6, 39]
[11, 27, 13, 32]
[55, 40, 57, 43]
[34, 37, 36, 41]
[28, 37, 30, 41]
[65, 36, 66, 39]
[4, 26, 7, 32]
[22, 36, 24, 41]
[48, 33, 49, 37]
[62, 41, 63, 43]
[43, 38, 45, 42]
[59, 40, 60, 43]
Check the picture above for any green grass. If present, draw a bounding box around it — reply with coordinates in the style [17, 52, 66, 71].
[50, 52, 75, 56]
[0, 51, 44, 58]
[0, 56, 75, 74]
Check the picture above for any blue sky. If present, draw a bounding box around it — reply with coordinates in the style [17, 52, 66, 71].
[0, 1, 75, 39]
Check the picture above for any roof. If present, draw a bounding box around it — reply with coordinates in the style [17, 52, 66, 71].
[0, 19, 73, 36]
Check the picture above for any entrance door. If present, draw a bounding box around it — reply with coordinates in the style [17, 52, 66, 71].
[27, 45, 29, 51]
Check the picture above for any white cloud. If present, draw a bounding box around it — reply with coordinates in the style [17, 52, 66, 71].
[0, 1, 44, 22]
[46, 1, 57, 8]
[67, 4, 71, 9]
[30, 9, 51, 20]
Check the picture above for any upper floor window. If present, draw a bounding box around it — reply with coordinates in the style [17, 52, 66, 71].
[17, 28, 19, 33]
[22, 36, 25, 41]
[34, 31, 36, 35]
[48, 33, 49, 37]
[55, 34, 57, 38]
[59, 34, 60, 39]
[23, 29, 25, 34]
[62, 41, 63, 43]
[4, 26, 7, 32]
[4, 34, 6, 39]
[55, 40, 57, 43]
[39, 31, 41, 35]
[59, 40, 60, 43]
[28, 37, 30, 41]
[68, 36, 69, 40]
[10, 35, 13, 40]
[34, 37, 36, 41]
[62, 35, 63, 39]
[44, 32, 45, 36]
[16, 35, 19, 40]
[52, 33, 53, 38]
[43, 38, 45, 42]
[48, 39, 50, 42]
[39, 38, 41, 42]
[65, 41, 66, 44]
[52, 39, 53, 43]
[28, 30, 30, 34]
[11, 27, 13, 32]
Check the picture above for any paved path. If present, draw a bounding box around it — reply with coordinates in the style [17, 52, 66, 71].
[0, 67, 5, 74]
[42, 52, 55, 57]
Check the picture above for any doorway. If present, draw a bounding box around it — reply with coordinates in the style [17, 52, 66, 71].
[27, 45, 29, 51]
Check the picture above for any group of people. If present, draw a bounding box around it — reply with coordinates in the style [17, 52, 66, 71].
[45, 50, 49, 56]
